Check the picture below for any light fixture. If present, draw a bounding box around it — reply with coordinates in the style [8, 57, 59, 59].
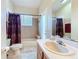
[60, 0, 67, 4]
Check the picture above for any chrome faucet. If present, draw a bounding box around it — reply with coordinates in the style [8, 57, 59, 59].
[56, 40, 65, 46]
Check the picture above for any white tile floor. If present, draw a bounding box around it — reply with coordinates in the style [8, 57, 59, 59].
[21, 40, 37, 59]
[21, 49, 37, 59]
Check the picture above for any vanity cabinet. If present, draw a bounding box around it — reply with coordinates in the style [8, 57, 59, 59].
[37, 44, 48, 59]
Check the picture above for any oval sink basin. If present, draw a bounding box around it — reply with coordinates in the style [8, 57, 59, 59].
[44, 41, 75, 56]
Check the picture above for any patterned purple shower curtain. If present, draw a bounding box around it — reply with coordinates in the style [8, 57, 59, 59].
[8, 13, 21, 45]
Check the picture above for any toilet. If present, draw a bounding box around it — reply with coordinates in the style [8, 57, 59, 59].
[10, 44, 22, 59]
[7, 39, 22, 53]
[7, 39, 23, 59]
[10, 44, 23, 55]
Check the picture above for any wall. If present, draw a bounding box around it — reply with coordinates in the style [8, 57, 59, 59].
[39, 0, 57, 14]
[63, 19, 71, 38]
[1, 0, 7, 48]
[21, 18, 38, 41]
[71, 0, 78, 41]
[13, 5, 39, 15]
[55, 2, 71, 19]
[55, 2, 71, 38]
[1, 0, 14, 48]
[13, 5, 39, 40]
[6, 0, 14, 12]
[39, 14, 47, 39]
[39, 0, 57, 39]
[1, 0, 14, 59]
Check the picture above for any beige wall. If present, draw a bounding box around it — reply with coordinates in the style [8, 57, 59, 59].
[13, 5, 39, 40]
[71, 0, 78, 41]
[13, 5, 39, 15]
[21, 18, 38, 41]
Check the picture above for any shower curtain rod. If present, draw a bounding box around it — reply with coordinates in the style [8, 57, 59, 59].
[8, 12, 41, 16]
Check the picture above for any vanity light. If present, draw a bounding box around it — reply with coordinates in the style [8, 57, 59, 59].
[60, 0, 67, 4]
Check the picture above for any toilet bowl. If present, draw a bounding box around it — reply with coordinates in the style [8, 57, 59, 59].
[6, 39, 23, 52]
[10, 44, 23, 54]
[9, 44, 23, 59]
[6, 38, 22, 51]
[6, 39, 23, 59]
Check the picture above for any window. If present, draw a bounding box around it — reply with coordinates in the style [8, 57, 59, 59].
[21, 15, 32, 26]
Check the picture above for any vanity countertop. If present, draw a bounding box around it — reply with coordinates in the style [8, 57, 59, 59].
[37, 39, 78, 59]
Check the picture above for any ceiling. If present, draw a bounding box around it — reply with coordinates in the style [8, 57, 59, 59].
[11, 0, 42, 8]
[52, 0, 71, 12]
[11, 0, 71, 12]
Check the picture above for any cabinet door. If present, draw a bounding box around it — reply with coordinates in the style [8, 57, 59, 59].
[43, 54, 48, 59]
[37, 44, 43, 59]
[37, 43, 48, 59]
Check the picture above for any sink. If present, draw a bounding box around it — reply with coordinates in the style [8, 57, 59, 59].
[44, 41, 75, 56]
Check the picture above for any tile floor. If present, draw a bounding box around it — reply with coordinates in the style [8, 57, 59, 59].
[21, 48, 37, 59]
[21, 40, 37, 59]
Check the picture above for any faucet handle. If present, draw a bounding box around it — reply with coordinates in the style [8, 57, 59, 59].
[56, 40, 65, 46]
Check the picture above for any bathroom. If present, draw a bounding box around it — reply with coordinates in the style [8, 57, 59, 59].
[1, 0, 78, 59]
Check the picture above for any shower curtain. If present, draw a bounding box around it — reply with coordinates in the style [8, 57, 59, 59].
[56, 18, 64, 37]
[7, 13, 21, 45]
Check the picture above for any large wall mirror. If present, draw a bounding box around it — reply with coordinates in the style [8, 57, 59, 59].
[51, 0, 77, 42]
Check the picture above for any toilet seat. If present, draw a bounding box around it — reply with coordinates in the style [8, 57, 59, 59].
[10, 44, 23, 50]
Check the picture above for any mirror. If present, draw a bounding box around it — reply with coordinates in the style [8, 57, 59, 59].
[39, 0, 77, 42]
[51, 0, 77, 42]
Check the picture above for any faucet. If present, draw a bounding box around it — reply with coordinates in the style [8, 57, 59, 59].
[56, 40, 65, 46]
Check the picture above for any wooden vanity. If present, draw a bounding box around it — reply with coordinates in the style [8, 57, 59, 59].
[37, 43, 48, 59]
[37, 40, 77, 59]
